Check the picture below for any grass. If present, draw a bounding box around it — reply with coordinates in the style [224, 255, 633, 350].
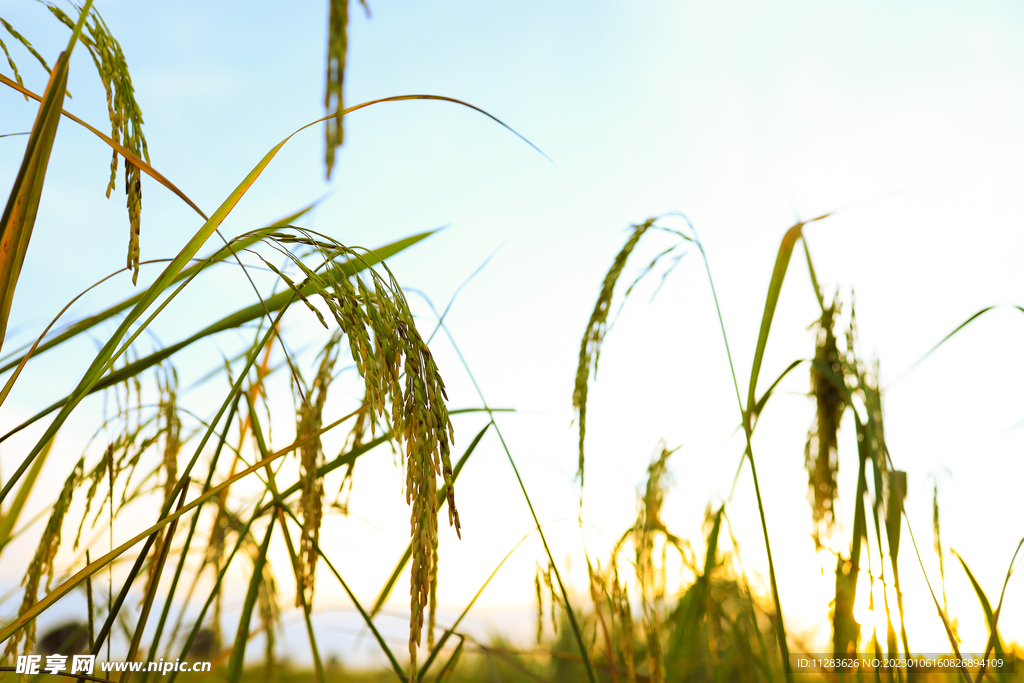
[1, 3, 1023, 683]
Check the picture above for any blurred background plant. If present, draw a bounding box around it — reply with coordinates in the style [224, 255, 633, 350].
[1, 1, 1023, 682]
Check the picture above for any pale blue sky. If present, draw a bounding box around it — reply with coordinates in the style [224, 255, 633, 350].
[3, 0, 1024, 666]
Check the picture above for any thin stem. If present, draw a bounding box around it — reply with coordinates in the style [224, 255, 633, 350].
[686, 218, 793, 682]
[421, 294, 597, 683]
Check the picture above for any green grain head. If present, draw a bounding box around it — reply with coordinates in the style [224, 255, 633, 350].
[268, 231, 458, 679]
[41, 1, 150, 284]
[294, 332, 341, 609]
[573, 219, 655, 487]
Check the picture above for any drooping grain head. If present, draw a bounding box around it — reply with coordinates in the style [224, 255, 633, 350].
[0, 18, 52, 94]
[628, 446, 678, 682]
[535, 563, 544, 644]
[269, 235, 458, 679]
[294, 333, 341, 609]
[573, 219, 656, 488]
[40, 2, 150, 283]
[73, 446, 112, 551]
[159, 367, 181, 507]
[324, 0, 349, 178]
[142, 371, 182, 604]
[635, 445, 673, 593]
[427, 538, 438, 651]
[334, 404, 370, 509]
[256, 231, 459, 677]
[3, 459, 83, 664]
[537, 561, 560, 636]
[806, 298, 845, 545]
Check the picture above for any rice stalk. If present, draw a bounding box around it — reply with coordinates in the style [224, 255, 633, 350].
[832, 411, 869, 663]
[259, 237, 464, 678]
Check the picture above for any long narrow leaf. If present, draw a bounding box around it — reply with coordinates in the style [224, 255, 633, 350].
[737, 218, 828, 683]
[0, 434, 54, 551]
[0, 230, 436, 444]
[0, 48, 70, 350]
[744, 215, 829, 416]
[973, 537, 1024, 683]
[951, 550, 1005, 660]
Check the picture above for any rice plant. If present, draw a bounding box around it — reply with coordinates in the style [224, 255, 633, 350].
[1, 3, 1022, 682]
[0, 2, 541, 681]
[564, 214, 1023, 683]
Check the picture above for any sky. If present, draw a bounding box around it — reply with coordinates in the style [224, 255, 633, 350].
[2, 0, 1024, 670]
